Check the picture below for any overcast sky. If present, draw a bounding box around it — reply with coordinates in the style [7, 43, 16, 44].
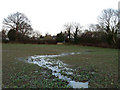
[0, 0, 119, 35]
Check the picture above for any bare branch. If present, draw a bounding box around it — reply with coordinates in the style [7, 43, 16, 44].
[2, 12, 33, 37]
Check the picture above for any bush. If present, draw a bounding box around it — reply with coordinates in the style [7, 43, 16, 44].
[7, 29, 16, 41]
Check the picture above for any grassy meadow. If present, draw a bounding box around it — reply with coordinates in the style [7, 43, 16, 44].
[2, 43, 118, 88]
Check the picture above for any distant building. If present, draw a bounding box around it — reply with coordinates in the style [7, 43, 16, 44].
[44, 35, 53, 40]
[52, 36, 57, 40]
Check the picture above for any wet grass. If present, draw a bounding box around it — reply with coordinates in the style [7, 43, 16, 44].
[2, 43, 118, 88]
[4, 64, 70, 88]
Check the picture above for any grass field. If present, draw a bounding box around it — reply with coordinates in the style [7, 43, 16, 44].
[2, 43, 119, 88]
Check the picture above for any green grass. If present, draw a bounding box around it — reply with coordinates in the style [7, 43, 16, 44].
[2, 43, 118, 88]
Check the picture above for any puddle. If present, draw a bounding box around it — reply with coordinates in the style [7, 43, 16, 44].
[69, 81, 88, 88]
[27, 52, 88, 88]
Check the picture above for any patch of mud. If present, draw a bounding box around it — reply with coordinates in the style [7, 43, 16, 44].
[27, 52, 88, 88]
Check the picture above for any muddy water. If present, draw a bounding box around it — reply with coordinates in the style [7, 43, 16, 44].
[27, 52, 88, 88]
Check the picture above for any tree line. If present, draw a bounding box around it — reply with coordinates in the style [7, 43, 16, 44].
[1, 8, 120, 48]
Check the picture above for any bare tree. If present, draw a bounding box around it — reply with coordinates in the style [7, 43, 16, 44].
[72, 23, 82, 43]
[1, 29, 7, 40]
[88, 24, 102, 32]
[63, 22, 82, 43]
[73, 23, 82, 35]
[64, 23, 72, 40]
[98, 8, 118, 44]
[3, 12, 33, 39]
[31, 30, 41, 40]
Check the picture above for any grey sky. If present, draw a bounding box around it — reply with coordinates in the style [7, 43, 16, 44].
[0, 0, 119, 35]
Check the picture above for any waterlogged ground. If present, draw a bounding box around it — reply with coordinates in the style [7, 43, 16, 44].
[27, 52, 88, 88]
[2, 44, 119, 88]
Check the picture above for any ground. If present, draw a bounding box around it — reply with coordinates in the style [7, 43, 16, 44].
[2, 43, 119, 88]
